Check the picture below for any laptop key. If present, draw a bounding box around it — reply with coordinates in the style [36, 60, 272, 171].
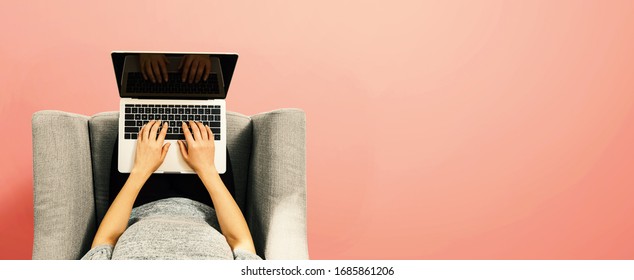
[135, 114, 141, 120]
[211, 109, 220, 114]
[214, 135, 220, 140]
[210, 122, 220, 127]
[131, 133, 138, 139]
[165, 134, 180, 140]
[125, 121, 136, 126]
[125, 114, 134, 120]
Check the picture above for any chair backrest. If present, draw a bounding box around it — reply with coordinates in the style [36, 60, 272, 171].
[88, 111, 253, 224]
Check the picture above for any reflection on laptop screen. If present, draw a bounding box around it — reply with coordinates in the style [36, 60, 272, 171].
[111, 52, 238, 99]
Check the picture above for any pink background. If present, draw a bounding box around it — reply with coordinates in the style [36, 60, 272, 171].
[2, 0, 634, 259]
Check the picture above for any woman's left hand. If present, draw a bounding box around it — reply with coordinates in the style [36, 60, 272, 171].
[132, 120, 171, 178]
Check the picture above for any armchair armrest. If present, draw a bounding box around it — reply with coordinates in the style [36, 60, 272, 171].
[32, 110, 96, 259]
[247, 109, 308, 259]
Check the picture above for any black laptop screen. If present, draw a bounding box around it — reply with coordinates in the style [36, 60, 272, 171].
[111, 52, 238, 99]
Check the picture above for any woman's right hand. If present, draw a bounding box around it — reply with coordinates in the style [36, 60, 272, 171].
[177, 120, 217, 175]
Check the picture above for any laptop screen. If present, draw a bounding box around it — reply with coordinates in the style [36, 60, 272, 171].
[111, 52, 238, 99]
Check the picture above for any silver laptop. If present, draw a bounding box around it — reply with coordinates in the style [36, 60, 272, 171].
[112, 51, 238, 174]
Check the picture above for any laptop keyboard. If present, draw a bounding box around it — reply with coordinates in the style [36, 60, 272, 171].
[125, 72, 219, 94]
[124, 104, 221, 140]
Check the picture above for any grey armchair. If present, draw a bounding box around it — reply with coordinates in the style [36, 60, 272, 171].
[32, 109, 308, 260]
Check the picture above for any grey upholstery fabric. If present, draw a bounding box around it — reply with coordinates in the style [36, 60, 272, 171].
[248, 109, 308, 260]
[225, 112, 253, 211]
[32, 111, 96, 259]
[32, 109, 308, 260]
[88, 112, 118, 225]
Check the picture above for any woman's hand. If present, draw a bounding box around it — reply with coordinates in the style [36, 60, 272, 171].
[139, 54, 169, 83]
[131, 120, 171, 178]
[177, 120, 216, 175]
[178, 54, 212, 83]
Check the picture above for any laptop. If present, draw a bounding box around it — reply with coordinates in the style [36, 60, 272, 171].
[111, 51, 238, 174]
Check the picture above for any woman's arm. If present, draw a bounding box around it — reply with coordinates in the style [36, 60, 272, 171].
[177, 120, 256, 254]
[91, 120, 171, 248]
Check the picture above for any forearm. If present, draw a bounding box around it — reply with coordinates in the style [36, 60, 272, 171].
[199, 170, 256, 254]
[91, 171, 148, 248]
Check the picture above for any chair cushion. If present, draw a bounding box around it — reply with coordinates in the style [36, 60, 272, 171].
[88, 112, 118, 223]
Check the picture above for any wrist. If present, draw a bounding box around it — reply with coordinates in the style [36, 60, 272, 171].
[130, 168, 152, 181]
[197, 167, 220, 183]
[196, 166, 217, 176]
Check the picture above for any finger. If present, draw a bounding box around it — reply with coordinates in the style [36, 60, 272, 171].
[160, 142, 171, 161]
[146, 62, 156, 83]
[194, 65, 204, 83]
[196, 121, 208, 140]
[140, 60, 148, 80]
[151, 61, 162, 83]
[182, 57, 193, 82]
[188, 60, 199, 83]
[182, 121, 194, 144]
[159, 59, 168, 82]
[143, 120, 155, 140]
[189, 120, 202, 140]
[149, 120, 161, 140]
[138, 122, 146, 141]
[157, 122, 168, 142]
[203, 63, 211, 81]
[178, 57, 184, 70]
[177, 140, 189, 160]
[205, 125, 213, 140]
